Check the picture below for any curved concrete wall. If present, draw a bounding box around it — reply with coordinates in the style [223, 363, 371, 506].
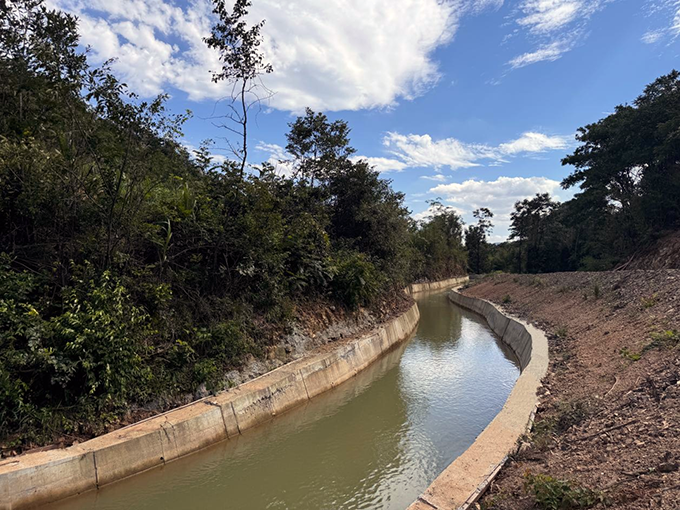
[408, 290, 548, 510]
[0, 302, 422, 510]
[406, 276, 468, 295]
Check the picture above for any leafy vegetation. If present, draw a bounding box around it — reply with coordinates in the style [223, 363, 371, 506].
[480, 71, 680, 274]
[0, 0, 466, 448]
[524, 473, 606, 510]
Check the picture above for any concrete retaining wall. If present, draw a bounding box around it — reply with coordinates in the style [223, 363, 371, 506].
[408, 289, 549, 510]
[0, 300, 422, 510]
[406, 276, 469, 295]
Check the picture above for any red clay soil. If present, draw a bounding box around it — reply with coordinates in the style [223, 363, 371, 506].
[464, 271, 679, 510]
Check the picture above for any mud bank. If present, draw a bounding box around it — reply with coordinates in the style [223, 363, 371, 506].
[408, 288, 549, 510]
[0, 277, 468, 510]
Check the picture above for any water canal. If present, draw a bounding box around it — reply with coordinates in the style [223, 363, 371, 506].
[48, 289, 520, 510]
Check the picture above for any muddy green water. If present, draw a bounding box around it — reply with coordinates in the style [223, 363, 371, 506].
[49, 290, 519, 510]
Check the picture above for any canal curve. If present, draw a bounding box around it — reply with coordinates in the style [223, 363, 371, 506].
[48, 289, 519, 510]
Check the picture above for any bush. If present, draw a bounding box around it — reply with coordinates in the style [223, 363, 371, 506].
[331, 252, 383, 308]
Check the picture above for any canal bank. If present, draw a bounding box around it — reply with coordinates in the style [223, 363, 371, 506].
[0, 278, 468, 509]
[43, 284, 520, 510]
[408, 289, 549, 510]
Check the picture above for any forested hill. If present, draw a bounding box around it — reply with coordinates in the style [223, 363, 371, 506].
[0, 1, 466, 450]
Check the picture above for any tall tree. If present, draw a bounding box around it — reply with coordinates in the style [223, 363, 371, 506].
[204, 0, 273, 176]
[465, 208, 494, 274]
[562, 70, 680, 255]
[510, 193, 558, 273]
[285, 108, 355, 184]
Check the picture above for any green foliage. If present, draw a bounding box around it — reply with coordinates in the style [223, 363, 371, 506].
[640, 294, 658, 309]
[645, 329, 680, 352]
[331, 252, 383, 308]
[465, 208, 494, 274]
[591, 283, 601, 300]
[524, 473, 606, 510]
[487, 71, 680, 274]
[0, 1, 467, 447]
[502, 294, 512, 304]
[620, 347, 641, 361]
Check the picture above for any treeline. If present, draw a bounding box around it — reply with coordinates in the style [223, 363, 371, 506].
[0, 1, 465, 448]
[468, 71, 680, 274]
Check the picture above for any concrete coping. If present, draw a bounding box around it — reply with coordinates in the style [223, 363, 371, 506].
[407, 289, 549, 510]
[0, 276, 468, 510]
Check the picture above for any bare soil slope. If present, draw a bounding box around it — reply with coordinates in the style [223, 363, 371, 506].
[464, 271, 679, 509]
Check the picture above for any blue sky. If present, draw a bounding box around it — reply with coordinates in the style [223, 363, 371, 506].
[49, 0, 680, 240]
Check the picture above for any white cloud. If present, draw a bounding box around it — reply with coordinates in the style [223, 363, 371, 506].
[641, 29, 665, 44]
[352, 157, 409, 173]
[641, 1, 680, 43]
[380, 131, 569, 171]
[384, 132, 494, 170]
[49, 0, 465, 111]
[508, 0, 608, 68]
[508, 38, 576, 68]
[411, 204, 464, 222]
[254, 142, 295, 177]
[499, 131, 570, 154]
[430, 176, 563, 239]
[420, 174, 449, 181]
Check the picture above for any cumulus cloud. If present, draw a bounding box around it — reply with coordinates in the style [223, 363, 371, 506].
[351, 157, 409, 173]
[508, 0, 608, 68]
[48, 0, 467, 111]
[429, 176, 563, 239]
[499, 131, 570, 154]
[411, 203, 465, 222]
[380, 131, 569, 171]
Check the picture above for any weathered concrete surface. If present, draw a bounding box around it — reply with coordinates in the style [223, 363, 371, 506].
[406, 276, 469, 295]
[407, 289, 549, 510]
[0, 290, 425, 510]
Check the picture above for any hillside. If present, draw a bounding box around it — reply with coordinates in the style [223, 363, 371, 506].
[465, 272, 679, 509]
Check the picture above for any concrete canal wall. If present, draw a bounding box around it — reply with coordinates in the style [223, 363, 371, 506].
[408, 289, 549, 510]
[0, 277, 468, 509]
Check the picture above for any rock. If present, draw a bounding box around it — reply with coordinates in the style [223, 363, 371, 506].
[657, 462, 678, 473]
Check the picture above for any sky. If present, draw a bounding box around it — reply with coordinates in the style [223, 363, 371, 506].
[47, 0, 680, 241]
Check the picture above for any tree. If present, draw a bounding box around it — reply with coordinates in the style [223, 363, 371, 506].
[562, 70, 680, 256]
[465, 208, 494, 274]
[204, 0, 273, 176]
[510, 193, 558, 273]
[285, 108, 355, 184]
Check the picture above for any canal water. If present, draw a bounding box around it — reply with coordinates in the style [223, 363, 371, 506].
[49, 289, 519, 510]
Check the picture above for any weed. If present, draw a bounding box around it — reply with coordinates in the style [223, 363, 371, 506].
[502, 294, 512, 304]
[554, 400, 589, 433]
[523, 472, 606, 510]
[556, 325, 568, 339]
[533, 276, 545, 287]
[558, 285, 569, 294]
[643, 329, 680, 352]
[620, 347, 641, 361]
[591, 283, 601, 300]
[641, 293, 658, 309]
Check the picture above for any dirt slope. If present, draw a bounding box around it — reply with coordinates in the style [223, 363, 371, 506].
[464, 271, 679, 509]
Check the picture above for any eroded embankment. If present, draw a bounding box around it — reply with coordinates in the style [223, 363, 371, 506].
[0, 277, 468, 510]
[467, 272, 680, 510]
[408, 288, 548, 510]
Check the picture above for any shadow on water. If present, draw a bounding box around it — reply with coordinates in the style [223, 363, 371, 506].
[48, 289, 519, 510]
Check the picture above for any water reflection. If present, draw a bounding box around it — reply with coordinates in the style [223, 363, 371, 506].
[48, 290, 519, 510]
